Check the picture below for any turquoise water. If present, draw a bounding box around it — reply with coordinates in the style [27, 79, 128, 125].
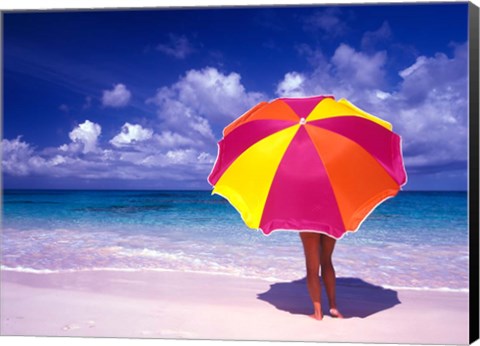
[1, 190, 469, 291]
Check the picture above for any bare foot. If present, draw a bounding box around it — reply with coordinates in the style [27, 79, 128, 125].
[329, 308, 344, 318]
[309, 312, 323, 320]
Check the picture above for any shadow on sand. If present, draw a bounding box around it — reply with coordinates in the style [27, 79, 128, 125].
[257, 277, 401, 319]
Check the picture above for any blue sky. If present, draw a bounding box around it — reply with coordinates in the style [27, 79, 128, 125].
[2, 3, 470, 190]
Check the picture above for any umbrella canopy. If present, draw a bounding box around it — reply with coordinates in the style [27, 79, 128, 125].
[208, 95, 407, 239]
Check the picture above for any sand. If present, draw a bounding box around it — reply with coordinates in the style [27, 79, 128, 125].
[0, 269, 470, 345]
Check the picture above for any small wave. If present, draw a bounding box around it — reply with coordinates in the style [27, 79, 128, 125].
[1, 265, 63, 274]
[381, 284, 468, 293]
[128, 192, 180, 198]
[0, 265, 146, 274]
[3, 190, 75, 196]
[74, 204, 174, 213]
[5, 200, 61, 205]
[0, 265, 280, 282]
[117, 248, 184, 260]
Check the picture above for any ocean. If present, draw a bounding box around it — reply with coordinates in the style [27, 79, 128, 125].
[1, 190, 469, 292]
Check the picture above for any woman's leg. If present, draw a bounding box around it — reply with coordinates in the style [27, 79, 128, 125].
[299, 232, 323, 320]
[320, 234, 343, 318]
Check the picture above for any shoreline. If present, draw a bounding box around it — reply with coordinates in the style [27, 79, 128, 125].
[0, 269, 469, 344]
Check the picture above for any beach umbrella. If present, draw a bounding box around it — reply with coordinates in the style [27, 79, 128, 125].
[208, 95, 407, 239]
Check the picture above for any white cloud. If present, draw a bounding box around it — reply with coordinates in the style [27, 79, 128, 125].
[140, 149, 214, 168]
[50, 155, 67, 166]
[399, 56, 427, 79]
[2, 137, 80, 177]
[391, 44, 468, 172]
[102, 83, 131, 107]
[276, 72, 306, 97]
[304, 8, 348, 38]
[375, 90, 391, 100]
[197, 151, 215, 163]
[158, 67, 265, 121]
[2, 136, 35, 176]
[331, 44, 387, 88]
[276, 43, 387, 101]
[110, 123, 153, 148]
[68, 120, 102, 153]
[165, 149, 197, 164]
[156, 34, 195, 59]
[361, 21, 392, 50]
[148, 93, 215, 143]
[154, 131, 196, 149]
[148, 67, 266, 141]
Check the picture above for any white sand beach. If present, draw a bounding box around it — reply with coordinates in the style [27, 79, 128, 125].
[0, 269, 469, 345]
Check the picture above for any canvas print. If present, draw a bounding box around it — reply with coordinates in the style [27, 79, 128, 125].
[1, 2, 477, 345]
